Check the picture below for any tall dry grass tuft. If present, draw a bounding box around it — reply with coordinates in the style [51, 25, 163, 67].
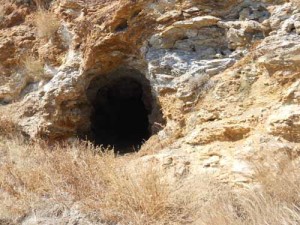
[194, 153, 300, 225]
[0, 139, 108, 220]
[102, 165, 174, 224]
[34, 10, 60, 39]
[196, 187, 300, 225]
[33, 0, 52, 9]
[253, 151, 300, 207]
[0, 6, 5, 21]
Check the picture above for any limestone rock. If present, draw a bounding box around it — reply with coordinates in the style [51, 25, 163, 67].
[156, 10, 181, 23]
[172, 15, 221, 29]
[267, 105, 300, 142]
[283, 80, 300, 104]
[0, 0, 299, 191]
[186, 122, 251, 145]
[218, 20, 266, 49]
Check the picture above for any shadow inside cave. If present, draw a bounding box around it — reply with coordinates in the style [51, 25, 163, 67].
[85, 68, 165, 154]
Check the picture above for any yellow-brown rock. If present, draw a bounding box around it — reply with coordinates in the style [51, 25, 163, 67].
[0, 0, 299, 199]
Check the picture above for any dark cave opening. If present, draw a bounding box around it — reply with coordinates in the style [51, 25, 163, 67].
[87, 69, 162, 154]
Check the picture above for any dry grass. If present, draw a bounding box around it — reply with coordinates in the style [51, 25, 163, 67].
[194, 153, 300, 225]
[33, 0, 53, 9]
[34, 10, 60, 39]
[23, 55, 45, 80]
[0, 138, 186, 224]
[0, 116, 17, 138]
[0, 135, 300, 224]
[0, 6, 5, 21]
[253, 150, 300, 206]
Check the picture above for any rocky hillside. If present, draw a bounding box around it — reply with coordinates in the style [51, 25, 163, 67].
[0, 0, 300, 224]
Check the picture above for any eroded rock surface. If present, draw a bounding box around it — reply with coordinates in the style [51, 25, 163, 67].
[0, 0, 299, 200]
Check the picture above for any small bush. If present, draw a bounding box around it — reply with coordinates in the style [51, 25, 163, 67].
[34, 10, 60, 39]
[0, 116, 17, 138]
[23, 55, 45, 80]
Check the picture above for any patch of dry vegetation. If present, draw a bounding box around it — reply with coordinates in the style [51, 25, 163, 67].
[0, 116, 17, 138]
[254, 150, 300, 206]
[0, 6, 5, 21]
[34, 10, 60, 39]
[33, 0, 52, 9]
[0, 139, 187, 224]
[23, 55, 45, 80]
[0, 135, 299, 224]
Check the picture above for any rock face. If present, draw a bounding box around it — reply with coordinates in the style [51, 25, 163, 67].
[0, 0, 300, 184]
[267, 105, 300, 142]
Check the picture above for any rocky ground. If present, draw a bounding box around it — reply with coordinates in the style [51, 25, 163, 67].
[0, 0, 300, 224]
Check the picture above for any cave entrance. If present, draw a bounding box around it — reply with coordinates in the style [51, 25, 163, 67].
[87, 68, 162, 154]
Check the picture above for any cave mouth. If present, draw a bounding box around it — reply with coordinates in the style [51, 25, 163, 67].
[87, 69, 161, 154]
